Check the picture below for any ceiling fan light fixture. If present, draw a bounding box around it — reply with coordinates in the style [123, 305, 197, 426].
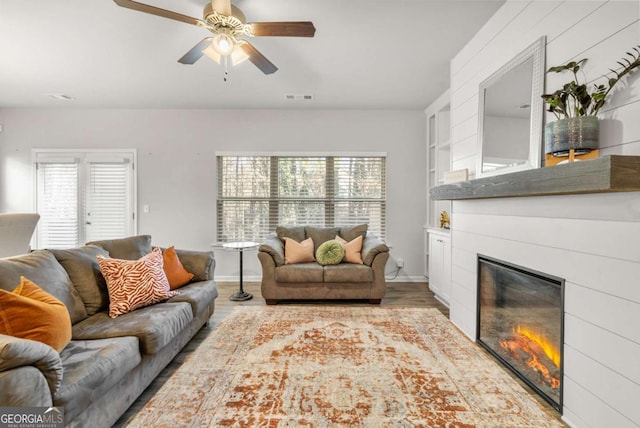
[203, 44, 222, 64]
[230, 42, 249, 65]
[212, 33, 235, 56]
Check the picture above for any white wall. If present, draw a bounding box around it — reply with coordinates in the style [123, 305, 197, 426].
[0, 108, 426, 281]
[449, 1, 640, 427]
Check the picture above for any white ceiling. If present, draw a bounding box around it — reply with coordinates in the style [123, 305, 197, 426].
[0, 0, 504, 110]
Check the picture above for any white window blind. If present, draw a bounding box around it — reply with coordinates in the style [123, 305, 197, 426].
[217, 154, 386, 242]
[36, 160, 80, 249]
[34, 151, 136, 248]
[85, 160, 132, 242]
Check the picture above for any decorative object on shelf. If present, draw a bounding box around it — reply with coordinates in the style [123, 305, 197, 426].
[444, 169, 469, 184]
[440, 211, 450, 229]
[542, 46, 640, 166]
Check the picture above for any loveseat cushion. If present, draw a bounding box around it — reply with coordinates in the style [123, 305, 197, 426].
[339, 224, 368, 242]
[0, 251, 88, 324]
[305, 226, 340, 252]
[54, 336, 141, 422]
[87, 235, 152, 260]
[324, 264, 373, 283]
[275, 263, 324, 283]
[50, 245, 110, 315]
[168, 280, 218, 318]
[71, 302, 193, 354]
[276, 225, 305, 243]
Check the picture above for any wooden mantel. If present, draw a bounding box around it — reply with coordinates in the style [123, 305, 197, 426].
[430, 155, 640, 200]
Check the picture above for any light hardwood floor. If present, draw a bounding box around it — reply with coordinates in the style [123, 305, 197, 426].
[113, 281, 563, 426]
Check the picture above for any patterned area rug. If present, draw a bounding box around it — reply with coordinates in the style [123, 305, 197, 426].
[127, 306, 563, 427]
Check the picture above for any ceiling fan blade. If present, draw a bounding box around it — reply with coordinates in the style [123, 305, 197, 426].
[239, 42, 278, 75]
[113, 0, 203, 26]
[211, 0, 232, 16]
[178, 38, 213, 64]
[249, 22, 316, 37]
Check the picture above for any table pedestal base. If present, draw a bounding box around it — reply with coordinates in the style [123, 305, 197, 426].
[230, 291, 253, 301]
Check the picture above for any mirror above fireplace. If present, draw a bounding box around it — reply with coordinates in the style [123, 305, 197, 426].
[477, 36, 546, 178]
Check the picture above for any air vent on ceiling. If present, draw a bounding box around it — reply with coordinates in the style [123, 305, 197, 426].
[284, 94, 313, 101]
[45, 93, 73, 101]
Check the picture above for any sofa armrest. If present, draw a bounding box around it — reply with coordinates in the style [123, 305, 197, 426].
[0, 367, 53, 406]
[175, 249, 216, 281]
[362, 235, 389, 266]
[259, 233, 285, 267]
[0, 334, 63, 396]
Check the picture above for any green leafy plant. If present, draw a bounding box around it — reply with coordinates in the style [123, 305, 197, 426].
[541, 46, 640, 119]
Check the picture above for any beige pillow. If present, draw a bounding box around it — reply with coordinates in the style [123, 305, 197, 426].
[335, 235, 364, 264]
[284, 237, 315, 264]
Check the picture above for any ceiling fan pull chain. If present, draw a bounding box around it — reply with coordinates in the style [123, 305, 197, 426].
[224, 56, 229, 82]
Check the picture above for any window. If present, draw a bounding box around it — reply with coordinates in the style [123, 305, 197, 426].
[34, 150, 136, 248]
[217, 153, 386, 242]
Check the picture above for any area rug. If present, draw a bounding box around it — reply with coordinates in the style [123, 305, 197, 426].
[127, 306, 564, 427]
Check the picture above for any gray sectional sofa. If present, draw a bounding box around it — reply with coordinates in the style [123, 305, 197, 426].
[258, 225, 389, 304]
[0, 235, 217, 428]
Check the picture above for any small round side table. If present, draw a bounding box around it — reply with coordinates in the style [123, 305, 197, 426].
[222, 241, 259, 301]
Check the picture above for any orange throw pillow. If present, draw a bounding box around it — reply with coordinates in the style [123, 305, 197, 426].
[163, 246, 195, 290]
[335, 235, 364, 264]
[284, 237, 315, 264]
[97, 247, 178, 318]
[0, 276, 72, 352]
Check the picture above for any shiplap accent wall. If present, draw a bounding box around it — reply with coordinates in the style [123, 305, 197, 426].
[448, 1, 640, 427]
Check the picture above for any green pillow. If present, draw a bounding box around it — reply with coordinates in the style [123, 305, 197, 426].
[315, 240, 345, 266]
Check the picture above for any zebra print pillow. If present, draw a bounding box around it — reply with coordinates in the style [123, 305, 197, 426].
[97, 247, 178, 318]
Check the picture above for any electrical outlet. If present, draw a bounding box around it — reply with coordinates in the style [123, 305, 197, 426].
[396, 258, 404, 268]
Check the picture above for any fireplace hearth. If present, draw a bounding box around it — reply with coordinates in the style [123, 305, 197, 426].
[476, 255, 564, 411]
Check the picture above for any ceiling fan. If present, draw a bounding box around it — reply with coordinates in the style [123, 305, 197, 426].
[113, 0, 316, 75]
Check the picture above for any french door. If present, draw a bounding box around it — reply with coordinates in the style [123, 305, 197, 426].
[34, 150, 137, 249]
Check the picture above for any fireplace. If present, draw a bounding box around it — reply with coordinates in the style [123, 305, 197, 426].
[476, 255, 564, 411]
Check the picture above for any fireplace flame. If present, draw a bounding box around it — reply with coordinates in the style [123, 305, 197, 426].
[514, 325, 560, 367]
[499, 324, 561, 389]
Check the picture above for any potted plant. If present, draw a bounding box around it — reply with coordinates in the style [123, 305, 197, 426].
[541, 46, 640, 160]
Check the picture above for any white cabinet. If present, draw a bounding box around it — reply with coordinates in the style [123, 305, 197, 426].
[428, 228, 451, 306]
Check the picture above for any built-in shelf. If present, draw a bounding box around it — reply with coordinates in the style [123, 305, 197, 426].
[430, 155, 640, 200]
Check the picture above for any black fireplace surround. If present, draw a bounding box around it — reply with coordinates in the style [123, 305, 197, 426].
[476, 255, 564, 412]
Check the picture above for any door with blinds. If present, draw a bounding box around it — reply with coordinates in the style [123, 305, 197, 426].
[34, 150, 136, 249]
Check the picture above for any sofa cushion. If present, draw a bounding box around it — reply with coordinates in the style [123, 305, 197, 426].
[323, 264, 373, 283]
[305, 226, 340, 252]
[0, 251, 87, 324]
[87, 235, 152, 260]
[335, 235, 364, 264]
[315, 240, 345, 266]
[167, 280, 218, 318]
[339, 224, 368, 242]
[276, 225, 305, 243]
[163, 246, 194, 289]
[283, 237, 315, 264]
[71, 302, 193, 354]
[0, 277, 72, 352]
[54, 336, 141, 422]
[50, 245, 110, 315]
[97, 248, 178, 318]
[275, 263, 324, 283]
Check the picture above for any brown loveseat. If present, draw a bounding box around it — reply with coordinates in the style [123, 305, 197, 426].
[0, 235, 217, 428]
[258, 225, 389, 304]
